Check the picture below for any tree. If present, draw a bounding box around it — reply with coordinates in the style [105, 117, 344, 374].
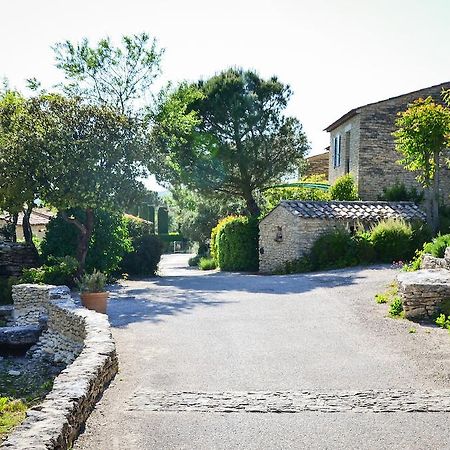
[393, 97, 450, 234]
[167, 187, 244, 245]
[24, 94, 147, 274]
[0, 91, 43, 251]
[152, 68, 309, 217]
[53, 33, 164, 115]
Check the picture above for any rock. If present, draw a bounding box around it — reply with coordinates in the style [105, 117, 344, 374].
[7, 370, 21, 376]
[0, 325, 42, 346]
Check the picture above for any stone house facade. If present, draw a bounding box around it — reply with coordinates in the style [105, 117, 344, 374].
[325, 81, 450, 202]
[303, 150, 329, 180]
[259, 200, 425, 273]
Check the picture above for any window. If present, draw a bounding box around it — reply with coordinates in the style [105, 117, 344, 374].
[345, 130, 351, 173]
[333, 134, 342, 168]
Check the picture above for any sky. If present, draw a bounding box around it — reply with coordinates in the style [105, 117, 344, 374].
[1, 0, 449, 190]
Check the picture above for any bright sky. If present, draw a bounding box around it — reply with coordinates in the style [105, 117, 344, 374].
[2, 0, 449, 190]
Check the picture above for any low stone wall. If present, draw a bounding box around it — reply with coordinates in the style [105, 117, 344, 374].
[398, 270, 450, 320]
[3, 285, 118, 449]
[0, 242, 38, 277]
[421, 247, 450, 270]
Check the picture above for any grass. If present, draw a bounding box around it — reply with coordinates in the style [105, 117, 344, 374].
[198, 257, 217, 271]
[0, 361, 56, 442]
[0, 398, 27, 438]
[375, 281, 404, 318]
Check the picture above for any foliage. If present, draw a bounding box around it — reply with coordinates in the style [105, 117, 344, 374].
[78, 269, 107, 293]
[422, 233, 450, 258]
[369, 219, 414, 263]
[120, 234, 162, 277]
[0, 277, 19, 305]
[215, 216, 259, 271]
[152, 68, 310, 216]
[210, 216, 238, 263]
[329, 174, 359, 201]
[0, 397, 27, 438]
[435, 314, 450, 330]
[393, 97, 450, 234]
[198, 257, 217, 271]
[167, 187, 244, 244]
[378, 181, 424, 203]
[53, 33, 163, 115]
[261, 175, 330, 216]
[188, 255, 202, 267]
[41, 210, 132, 276]
[375, 281, 399, 305]
[389, 296, 404, 318]
[309, 228, 359, 269]
[20, 256, 79, 287]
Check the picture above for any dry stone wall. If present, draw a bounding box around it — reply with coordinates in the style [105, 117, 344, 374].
[0, 242, 38, 277]
[398, 247, 450, 320]
[3, 284, 118, 449]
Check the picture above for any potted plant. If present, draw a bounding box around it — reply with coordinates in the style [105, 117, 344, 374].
[79, 270, 108, 314]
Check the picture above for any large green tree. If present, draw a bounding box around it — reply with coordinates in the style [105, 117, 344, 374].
[52, 33, 163, 115]
[23, 94, 147, 274]
[0, 91, 44, 250]
[393, 97, 450, 234]
[152, 68, 309, 216]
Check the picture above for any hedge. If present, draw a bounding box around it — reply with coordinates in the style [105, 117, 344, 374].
[214, 216, 259, 272]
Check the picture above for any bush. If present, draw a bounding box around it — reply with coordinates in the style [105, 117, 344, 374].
[41, 209, 132, 275]
[329, 174, 359, 201]
[188, 255, 201, 267]
[214, 216, 258, 271]
[0, 277, 19, 305]
[369, 219, 414, 263]
[389, 296, 404, 317]
[422, 233, 450, 258]
[120, 234, 163, 277]
[378, 181, 424, 203]
[309, 228, 358, 269]
[198, 257, 217, 270]
[210, 216, 237, 263]
[158, 232, 187, 253]
[20, 256, 79, 287]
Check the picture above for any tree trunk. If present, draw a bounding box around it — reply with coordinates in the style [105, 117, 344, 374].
[76, 208, 94, 277]
[244, 192, 261, 217]
[61, 209, 95, 277]
[431, 150, 440, 235]
[11, 213, 18, 243]
[22, 205, 38, 256]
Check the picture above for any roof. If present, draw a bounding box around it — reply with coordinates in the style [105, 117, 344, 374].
[278, 200, 426, 222]
[324, 81, 450, 132]
[0, 208, 55, 226]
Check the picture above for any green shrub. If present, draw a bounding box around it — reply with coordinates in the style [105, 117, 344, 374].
[422, 233, 450, 258]
[216, 216, 258, 271]
[20, 256, 79, 287]
[309, 228, 358, 269]
[353, 232, 376, 263]
[198, 257, 217, 270]
[210, 216, 237, 263]
[158, 232, 186, 253]
[389, 296, 404, 317]
[329, 174, 359, 201]
[435, 314, 450, 330]
[0, 277, 19, 305]
[378, 181, 424, 203]
[188, 255, 201, 267]
[42, 209, 132, 275]
[369, 219, 414, 263]
[120, 234, 162, 277]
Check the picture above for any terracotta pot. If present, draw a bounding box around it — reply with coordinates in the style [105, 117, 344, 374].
[80, 292, 108, 314]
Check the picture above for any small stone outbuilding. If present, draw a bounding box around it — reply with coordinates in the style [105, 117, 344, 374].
[259, 200, 425, 273]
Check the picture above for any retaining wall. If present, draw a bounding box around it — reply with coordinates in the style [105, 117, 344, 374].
[2, 284, 118, 450]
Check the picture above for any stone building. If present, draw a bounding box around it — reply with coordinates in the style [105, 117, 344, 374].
[259, 200, 425, 273]
[303, 149, 329, 179]
[0, 208, 54, 240]
[324, 81, 450, 202]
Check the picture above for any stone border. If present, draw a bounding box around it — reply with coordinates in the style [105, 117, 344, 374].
[2, 288, 118, 450]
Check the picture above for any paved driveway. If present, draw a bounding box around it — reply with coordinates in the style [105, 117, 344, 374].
[74, 254, 450, 450]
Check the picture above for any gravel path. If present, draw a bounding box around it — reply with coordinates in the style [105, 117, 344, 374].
[74, 254, 450, 450]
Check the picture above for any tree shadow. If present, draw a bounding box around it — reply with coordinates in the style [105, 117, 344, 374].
[105, 264, 393, 328]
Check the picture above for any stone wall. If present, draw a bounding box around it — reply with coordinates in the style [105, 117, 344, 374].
[3, 284, 118, 449]
[397, 247, 450, 320]
[304, 152, 329, 179]
[259, 206, 344, 273]
[328, 115, 361, 186]
[0, 242, 38, 277]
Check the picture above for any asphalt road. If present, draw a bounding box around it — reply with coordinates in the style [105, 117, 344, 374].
[74, 254, 450, 450]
